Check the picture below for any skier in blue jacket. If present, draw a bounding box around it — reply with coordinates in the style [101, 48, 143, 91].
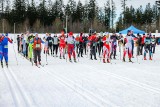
[0, 33, 13, 67]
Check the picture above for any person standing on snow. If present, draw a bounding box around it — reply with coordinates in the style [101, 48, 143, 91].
[22, 31, 29, 58]
[66, 32, 77, 62]
[97, 34, 103, 57]
[123, 30, 135, 62]
[43, 33, 49, 54]
[46, 33, 53, 55]
[140, 34, 146, 55]
[75, 35, 80, 54]
[110, 33, 118, 59]
[0, 33, 13, 67]
[17, 35, 21, 53]
[102, 32, 111, 63]
[131, 31, 136, 58]
[83, 35, 88, 55]
[31, 33, 44, 66]
[27, 34, 35, 62]
[144, 34, 152, 60]
[136, 33, 142, 56]
[118, 33, 123, 53]
[89, 32, 97, 60]
[52, 34, 59, 57]
[151, 35, 156, 54]
[59, 31, 66, 59]
[78, 33, 84, 57]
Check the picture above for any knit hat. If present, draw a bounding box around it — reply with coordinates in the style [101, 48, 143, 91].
[69, 32, 73, 36]
[5, 33, 8, 36]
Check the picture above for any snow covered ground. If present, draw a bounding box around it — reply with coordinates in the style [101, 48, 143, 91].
[1, 35, 160, 107]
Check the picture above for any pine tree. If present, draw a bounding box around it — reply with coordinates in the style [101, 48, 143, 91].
[104, 0, 111, 30]
[27, 0, 38, 30]
[12, 0, 27, 23]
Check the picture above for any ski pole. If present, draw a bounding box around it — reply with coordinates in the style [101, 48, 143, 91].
[45, 46, 48, 65]
[120, 45, 121, 60]
[65, 47, 68, 62]
[46, 49, 48, 65]
[12, 43, 18, 65]
[136, 55, 139, 64]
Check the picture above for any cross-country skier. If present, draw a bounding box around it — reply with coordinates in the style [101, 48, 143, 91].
[123, 30, 135, 62]
[78, 33, 84, 57]
[151, 35, 156, 54]
[89, 32, 97, 60]
[75, 35, 80, 54]
[43, 33, 49, 54]
[136, 33, 142, 56]
[22, 31, 29, 58]
[46, 33, 53, 55]
[110, 33, 118, 59]
[66, 32, 77, 62]
[102, 32, 111, 63]
[0, 33, 13, 67]
[52, 34, 59, 57]
[83, 35, 88, 55]
[59, 31, 66, 59]
[144, 34, 152, 60]
[17, 35, 21, 53]
[28, 34, 35, 62]
[131, 31, 136, 58]
[140, 34, 146, 55]
[31, 33, 44, 66]
[118, 33, 123, 53]
[97, 34, 103, 57]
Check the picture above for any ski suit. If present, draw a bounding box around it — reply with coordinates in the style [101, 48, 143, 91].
[123, 35, 134, 59]
[0, 36, 12, 63]
[103, 36, 110, 61]
[144, 37, 152, 59]
[66, 36, 76, 60]
[59, 36, 66, 58]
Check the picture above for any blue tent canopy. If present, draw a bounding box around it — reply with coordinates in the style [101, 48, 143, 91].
[119, 25, 145, 34]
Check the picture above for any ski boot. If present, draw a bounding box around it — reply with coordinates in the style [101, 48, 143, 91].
[74, 58, 77, 63]
[90, 56, 93, 60]
[6, 62, 8, 68]
[123, 57, 125, 62]
[144, 57, 147, 60]
[39, 62, 41, 65]
[107, 59, 110, 63]
[69, 58, 72, 62]
[129, 58, 132, 62]
[35, 63, 38, 66]
[1, 61, 3, 68]
[103, 59, 106, 63]
[63, 55, 65, 59]
[149, 57, 152, 60]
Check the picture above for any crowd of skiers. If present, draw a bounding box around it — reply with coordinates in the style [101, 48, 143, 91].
[0, 29, 160, 67]
[17, 30, 160, 65]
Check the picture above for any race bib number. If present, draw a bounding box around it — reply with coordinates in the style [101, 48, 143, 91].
[114, 42, 117, 46]
[49, 40, 52, 43]
[4, 45, 8, 48]
[36, 44, 40, 48]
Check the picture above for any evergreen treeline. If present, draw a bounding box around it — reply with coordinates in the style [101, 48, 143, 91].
[0, 0, 158, 33]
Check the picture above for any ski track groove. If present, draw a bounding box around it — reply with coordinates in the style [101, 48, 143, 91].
[40, 66, 119, 107]
[82, 64, 160, 94]
[3, 66, 36, 107]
